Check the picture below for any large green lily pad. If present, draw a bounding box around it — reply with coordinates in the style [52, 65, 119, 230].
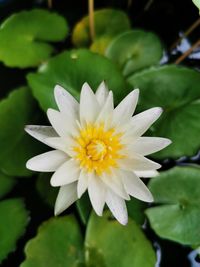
[128, 65, 200, 159]
[21, 216, 84, 267]
[0, 198, 29, 263]
[0, 172, 16, 199]
[27, 49, 129, 111]
[76, 193, 92, 225]
[36, 173, 58, 208]
[85, 211, 156, 267]
[0, 87, 45, 176]
[146, 166, 200, 245]
[0, 9, 68, 68]
[106, 30, 163, 76]
[192, 0, 200, 12]
[72, 9, 131, 53]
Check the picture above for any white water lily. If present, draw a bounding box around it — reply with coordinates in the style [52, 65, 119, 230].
[25, 82, 171, 225]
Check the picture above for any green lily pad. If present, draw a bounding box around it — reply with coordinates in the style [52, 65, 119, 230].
[146, 166, 200, 245]
[0, 198, 29, 263]
[127, 198, 146, 225]
[36, 173, 58, 208]
[0, 87, 45, 176]
[0, 9, 68, 68]
[192, 0, 200, 12]
[27, 49, 129, 111]
[72, 9, 131, 53]
[128, 65, 200, 159]
[21, 216, 84, 267]
[85, 211, 156, 267]
[76, 193, 91, 225]
[90, 36, 113, 55]
[0, 172, 16, 199]
[106, 30, 163, 76]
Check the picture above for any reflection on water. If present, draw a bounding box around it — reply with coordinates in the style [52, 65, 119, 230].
[154, 242, 162, 267]
[188, 249, 200, 267]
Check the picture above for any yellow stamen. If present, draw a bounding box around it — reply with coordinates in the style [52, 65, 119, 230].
[73, 123, 125, 175]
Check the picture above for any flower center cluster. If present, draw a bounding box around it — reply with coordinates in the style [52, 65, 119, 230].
[86, 139, 107, 161]
[73, 124, 124, 175]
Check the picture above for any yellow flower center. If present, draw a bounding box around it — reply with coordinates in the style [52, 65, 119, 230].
[73, 124, 124, 175]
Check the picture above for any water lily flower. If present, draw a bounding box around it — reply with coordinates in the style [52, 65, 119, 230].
[25, 82, 171, 225]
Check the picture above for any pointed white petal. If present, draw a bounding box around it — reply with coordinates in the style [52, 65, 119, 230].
[77, 169, 88, 198]
[25, 125, 58, 145]
[54, 182, 78, 215]
[130, 137, 172, 156]
[80, 83, 100, 125]
[118, 154, 161, 171]
[26, 150, 67, 172]
[54, 85, 79, 118]
[135, 170, 159, 178]
[122, 171, 153, 202]
[47, 108, 78, 138]
[50, 159, 80, 186]
[95, 91, 114, 127]
[101, 172, 130, 200]
[124, 107, 163, 140]
[113, 89, 139, 126]
[95, 81, 109, 107]
[106, 190, 128, 225]
[45, 136, 76, 157]
[88, 172, 106, 216]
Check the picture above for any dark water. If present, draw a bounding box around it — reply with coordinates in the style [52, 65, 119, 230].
[0, 0, 200, 266]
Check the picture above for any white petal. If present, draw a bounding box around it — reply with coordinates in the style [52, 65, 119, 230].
[54, 182, 78, 215]
[88, 172, 106, 216]
[47, 108, 78, 138]
[77, 169, 88, 198]
[135, 170, 159, 178]
[106, 190, 128, 225]
[118, 154, 161, 171]
[26, 150, 67, 172]
[25, 125, 58, 145]
[113, 89, 139, 126]
[80, 83, 100, 125]
[95, 91, 114, 128]
[101, 172, 130, 200]
[50, 159, 80, 186]
[130, 137, 172, 156]
[54, 85, 79, 118]
[45, 136, 76, 157]
[95, 81, 109, 107]
[122, 171, 153, 202]
[124, 107, 163, 140]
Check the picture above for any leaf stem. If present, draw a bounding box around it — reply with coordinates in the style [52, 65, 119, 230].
[170, 18, 200, 50]
[174, 39, 200, 64]
[48, 0, 52, 9]
[88, 0, 95, 41]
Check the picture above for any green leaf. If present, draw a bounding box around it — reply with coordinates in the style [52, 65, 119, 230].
[106, 30, 163, 76]
[72, 9, 131, 53]
[146, 166, 200, 245]
[0, 9, 68, 68]
[76, 193, 91, 225]
[192, 0, 200, 12]
[85, 211, 156, 267]
[90, 36, 114, 55]
[128, 65, 200, 159]
[36, 173, 58, 208]
[27, 49, 129, 111]
[0, 87, 45, 176]
[127, 198, 146, 225]
[0, 172, 16, 199]
[0, 198, 29, 263]
[21, 216, 84, 267]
